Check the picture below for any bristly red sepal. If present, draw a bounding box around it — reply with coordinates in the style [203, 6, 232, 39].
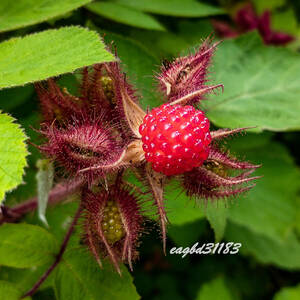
[35, 79, 84, 124]
[157, 37, 223, 105]
[81, 182, 143, 274]
[181, 126, 261, 200]
[35, 64, 120, 126]
[182, 146, 260, 201]
[39, 116, 123, 183]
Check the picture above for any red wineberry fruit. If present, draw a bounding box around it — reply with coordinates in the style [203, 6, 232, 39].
[139, 104, 211, 175]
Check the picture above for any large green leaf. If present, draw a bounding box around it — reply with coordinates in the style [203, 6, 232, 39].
[0, 280, 31, 300]
[0, 112, 27, 203]
[0, 26, 115, 89]
[86, 2, 165, 31]
[204, 33, 300, 131]
[114, 0, 224, 17]
[196, 277, 233, 300]
[0, 223, 58, 268]
[0, 0, 91, 33]
[225, 222, 300, 270]
[228, 139, 299, 243]
[54, 248, 139, 300]
[274, 283, 300, 300]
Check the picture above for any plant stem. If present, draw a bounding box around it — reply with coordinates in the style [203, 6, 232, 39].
[0, 179, 83, 224]
[22, 204, 83, 298]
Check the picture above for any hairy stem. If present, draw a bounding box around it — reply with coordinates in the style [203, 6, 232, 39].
[0, 179, 83, 225]
[22, 204, 82, 298]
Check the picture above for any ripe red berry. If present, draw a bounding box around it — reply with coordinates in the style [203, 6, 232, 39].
[139, 104, 211, 176]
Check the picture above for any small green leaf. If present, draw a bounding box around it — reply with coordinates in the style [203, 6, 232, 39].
[54, 248, 140, 300]
[36, 159, 54, 226]
[0, 0, 92, 33]
[0, 280, 31, 300]
[0, 26, 115, 89]
[274, 283, 300, 300]
[225, 222, 300, 270]
[86, 2, 165, 31]
[205, 33, 300, 131]
[0, 223, 58, 268]
[205, 201, 228, 242]
[0, 112, 27, 203]
[114, 0, 225, 17]
[196, 277, 233, 300]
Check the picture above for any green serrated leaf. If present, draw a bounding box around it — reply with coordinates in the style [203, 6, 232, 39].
[0, 112, 28, 203]
[0, 223, 58, 268]
[5, 113, 40, 205]
[205, 201, 228, 242]
[225, 221, 300, 270]
[196, 277, 233, 300]
[0, 26, 115, 89]
[228, 139, 299, 243]
[54, 248, 140, 300]
[0, 280, 31, 300]
[114, 0, 225, 17]
[36, 159, 54, 226]
[204, 32, 300, 131]
[0, 0, 92, 33]
[86, 2, 165, 31]
[273, 283, 300, 300]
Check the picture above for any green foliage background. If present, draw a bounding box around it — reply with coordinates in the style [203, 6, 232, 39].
[0, 0, 300, 299]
